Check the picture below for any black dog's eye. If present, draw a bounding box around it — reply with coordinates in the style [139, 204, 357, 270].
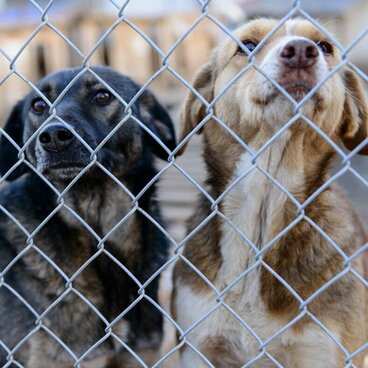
[94, 90, 112, 105]
[31, 98, 47, 114]
[317, 41, 333, 55]
[238, 40, 258, 54]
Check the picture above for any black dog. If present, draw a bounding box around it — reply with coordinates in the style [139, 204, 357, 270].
[0, 66, 175, 367]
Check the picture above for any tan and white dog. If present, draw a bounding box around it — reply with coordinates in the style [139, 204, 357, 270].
[173, 18, 368, 367]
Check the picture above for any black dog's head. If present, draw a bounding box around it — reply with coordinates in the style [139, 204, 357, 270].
[0, 66, 176, 184]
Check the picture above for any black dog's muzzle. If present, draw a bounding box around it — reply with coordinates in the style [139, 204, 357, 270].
[39, 123, 75, 152]
[36, 122, 93, 182]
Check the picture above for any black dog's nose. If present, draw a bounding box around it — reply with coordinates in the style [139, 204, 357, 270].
[39, 123, 75, 152]
[280, 39, 319, 69]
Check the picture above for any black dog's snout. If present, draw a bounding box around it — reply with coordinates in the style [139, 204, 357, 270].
[280, 39, 319, 69]
[39, 123, 75, 152]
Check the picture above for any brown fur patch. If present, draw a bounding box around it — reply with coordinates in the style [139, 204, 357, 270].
[200, 336, 243, 367]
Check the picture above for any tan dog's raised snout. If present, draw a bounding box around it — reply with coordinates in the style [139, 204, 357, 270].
[258, 35, 330, 105]
[278, 38, 320, 98]
[280, 39, 319, 69]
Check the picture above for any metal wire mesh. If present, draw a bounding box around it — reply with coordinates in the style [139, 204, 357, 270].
[0, 0, 367, 367]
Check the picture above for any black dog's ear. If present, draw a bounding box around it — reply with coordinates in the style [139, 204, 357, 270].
[0, 100, 28, 181]
[138, 90, 176, 160]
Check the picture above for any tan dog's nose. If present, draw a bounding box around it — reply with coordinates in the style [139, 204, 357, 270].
[280, 39, 319, 69]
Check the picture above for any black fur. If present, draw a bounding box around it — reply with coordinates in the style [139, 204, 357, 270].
[0, 101, 28, 181]
[0, 66, 175, 367]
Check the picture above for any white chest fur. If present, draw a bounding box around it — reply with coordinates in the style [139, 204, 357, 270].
[219, 133, 292, 285]
[176, 134, 337, 367]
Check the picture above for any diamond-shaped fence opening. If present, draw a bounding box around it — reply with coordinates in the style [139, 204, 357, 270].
[0, 0, 367, 367]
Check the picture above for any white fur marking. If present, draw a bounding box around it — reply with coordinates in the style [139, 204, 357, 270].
[176, 136, 338, 366]
[285, 21, 294, 36]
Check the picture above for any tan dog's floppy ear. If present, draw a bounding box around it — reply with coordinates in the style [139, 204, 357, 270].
[179, 61, 214, 154]
[340, 69, 368, 155]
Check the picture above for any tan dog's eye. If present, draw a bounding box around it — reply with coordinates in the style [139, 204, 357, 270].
[317, 41, 333, 56]
[238, 40, 258, 54]
[94, 90, 112, 106]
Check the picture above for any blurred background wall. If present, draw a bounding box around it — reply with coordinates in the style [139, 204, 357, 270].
[0, 0, 367, 118]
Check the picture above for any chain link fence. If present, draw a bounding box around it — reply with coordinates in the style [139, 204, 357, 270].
[0, 0, 367, 367]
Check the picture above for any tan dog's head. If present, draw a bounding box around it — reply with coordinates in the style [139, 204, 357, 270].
[180, 18, 368, 157]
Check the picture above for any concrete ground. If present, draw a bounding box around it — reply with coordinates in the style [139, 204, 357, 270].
[337, 155, 368, 224]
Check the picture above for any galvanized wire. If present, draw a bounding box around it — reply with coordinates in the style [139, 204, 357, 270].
[0, 0, 366, 367]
